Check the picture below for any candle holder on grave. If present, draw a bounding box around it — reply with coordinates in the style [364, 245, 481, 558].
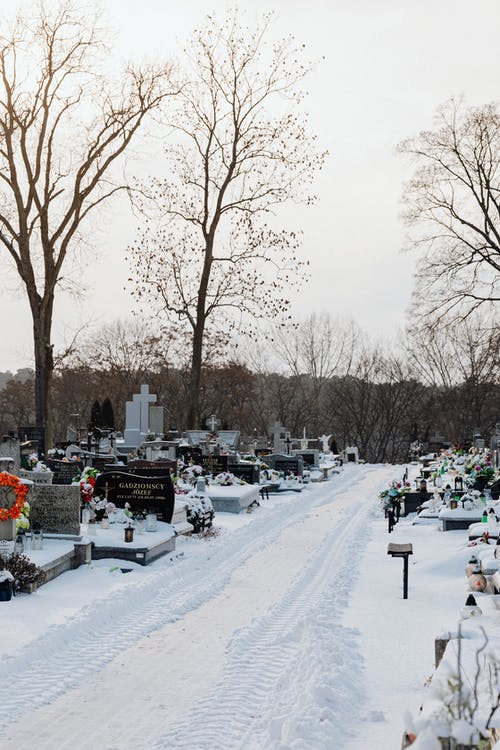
[134, 512, 145, 534]
[145, 511, 158, 532]
[31, 522, 43, 550]
[14, 530, 26, 554]
[124, 523, 134, 543]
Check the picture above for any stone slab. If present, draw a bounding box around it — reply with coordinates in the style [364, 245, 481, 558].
[89, 521, 176, 565]
[207, 484, 260, 513]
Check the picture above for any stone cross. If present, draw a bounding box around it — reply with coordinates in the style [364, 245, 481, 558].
[272, 421, 286, 452]
[124, 385, 157, 448]
[206, 415, 219, 433]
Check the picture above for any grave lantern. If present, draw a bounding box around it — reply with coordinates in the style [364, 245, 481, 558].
[460, 594, 483, 619]
[31, 521, 43, 550]
[465, 555, 478, 577]
[100, 511, 110, 530]
[468, 564, 487, 593]
[14, 530, 26, 554]
[488, 508, 497, 531]
[124, 523, 134, 543]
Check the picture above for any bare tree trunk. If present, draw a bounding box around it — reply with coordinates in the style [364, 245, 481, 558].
[31, 294, 54, 453]
[187, 322, 204, 428]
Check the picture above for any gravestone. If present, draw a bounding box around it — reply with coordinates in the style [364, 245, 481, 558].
[29, 484, 81, 535]
[123, 385, 158, 448]
[19, 468, 53, 484]
[272, 421, 290, 454]
[142, 440, 177, 462]
[65, 444, 82, 460]
[218, 431, 240, 451]
[185, 430, 209, 447]
[46, 459, 83, 485]
[149, 406, 164, 436]
[344, 446, 359, 463]
[176, 445, 203, 466]
[292, 450, 319, 468]
[202, 454, 229, 476]
[125, 459, 176, 477]
[94, 471, 175, 523]
[228, 462, 260, 484]
[266, 453, 303, 477]
[491, 423, 500, 469]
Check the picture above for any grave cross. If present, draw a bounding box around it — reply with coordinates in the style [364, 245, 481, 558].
[206, 415, 220, 433]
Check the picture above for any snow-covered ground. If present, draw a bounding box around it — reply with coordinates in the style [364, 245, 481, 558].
[0, 464, 484, 749]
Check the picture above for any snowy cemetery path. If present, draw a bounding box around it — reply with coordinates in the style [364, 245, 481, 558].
[1, 464, 471, 749]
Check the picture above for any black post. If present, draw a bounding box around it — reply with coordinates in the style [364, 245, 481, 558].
[403, 554, 409, 599]
[387, 543, 413, 600]
[387, 509, 395, 533]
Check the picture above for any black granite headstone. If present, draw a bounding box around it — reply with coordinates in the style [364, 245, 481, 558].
[94, 471, 175, 523]
[273, 456, 303, 477]
[202, 454, 229, 476]
[176, 446, 203, 466]
[228, 463, 260, 484]
[295, 452, 316, 467]
[46, 459, 83, 485]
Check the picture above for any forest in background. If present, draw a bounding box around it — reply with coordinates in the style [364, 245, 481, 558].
[0, 311, 497, 464]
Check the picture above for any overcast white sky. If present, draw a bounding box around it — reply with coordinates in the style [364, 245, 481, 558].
[2, 0, 500, 371]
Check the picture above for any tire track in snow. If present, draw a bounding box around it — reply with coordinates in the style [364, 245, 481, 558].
[0, 464, 394, 739]
[152, 467, 394, 750]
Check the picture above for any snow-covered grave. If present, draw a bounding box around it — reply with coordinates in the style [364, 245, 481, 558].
[88, 520, 176, 565]
[205, 482, 260, 513]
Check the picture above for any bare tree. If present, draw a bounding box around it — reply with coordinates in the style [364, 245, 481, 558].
[406, 311, 500, 442]
[71, 319, 173, 385]
[128, 10, 325, 428]
[272, 313, 358, 436]
[398, 98, 500, 321]
[0, 1, 175, 448]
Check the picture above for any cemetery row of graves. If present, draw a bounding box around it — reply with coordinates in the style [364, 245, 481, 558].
[0, 385, 348, 599]
[377, 439, 500, 750]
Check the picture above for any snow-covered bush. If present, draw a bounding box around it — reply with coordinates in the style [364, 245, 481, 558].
[185, 491, 214, 533]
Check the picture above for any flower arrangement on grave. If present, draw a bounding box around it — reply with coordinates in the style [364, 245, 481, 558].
[378, 480, 411, 510]
[73, 466, 101, 505]
[0, 472, 29, 522]
[175, 462, 206, 489]
[464, 452, 496, 489]
[213, 471, 241, 486]
[26, 453, 51, 472]
[91, 497, 117, 520]
[17, 500, 30, 531]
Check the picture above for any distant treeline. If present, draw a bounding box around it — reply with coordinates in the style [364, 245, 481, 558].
[0, 361, 497, 464]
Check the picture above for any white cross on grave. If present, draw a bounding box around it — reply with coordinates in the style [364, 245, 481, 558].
[206, 415, 220, 433]
[124, 385, 157, 448]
